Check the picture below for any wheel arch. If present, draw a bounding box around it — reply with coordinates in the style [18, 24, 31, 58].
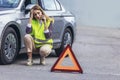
[63, 23, 75, 43]
[55, 23, 75, 57]
[0, 21, 21, 52]
[66, 26, 74, 43]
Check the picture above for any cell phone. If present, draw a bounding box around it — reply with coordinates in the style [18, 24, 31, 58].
[42, 18, 45, 21]
[42, 16, 46, 23]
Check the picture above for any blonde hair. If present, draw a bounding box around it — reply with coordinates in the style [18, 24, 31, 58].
[31, 4, 54, 23]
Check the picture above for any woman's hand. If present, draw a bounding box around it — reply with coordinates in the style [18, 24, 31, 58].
[42, 15, 48, 30]
[30, 9, 34, 19]
[29, 9, 34, 24]
[42, 15, 46, 24]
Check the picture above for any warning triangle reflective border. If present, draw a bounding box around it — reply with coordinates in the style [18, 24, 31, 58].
[51, 45, 83, 73]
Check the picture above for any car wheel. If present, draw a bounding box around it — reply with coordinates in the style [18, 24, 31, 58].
[0, 27, 19, 64]
[55, 28, 73, 57]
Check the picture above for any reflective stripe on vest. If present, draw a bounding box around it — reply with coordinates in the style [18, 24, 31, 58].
[34, 37, 51, 43]
[34, 38, 53, 48]
[35, 43, 53, 48]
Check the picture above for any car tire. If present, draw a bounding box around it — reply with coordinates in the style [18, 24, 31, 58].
[55, 28, 73, 57]
[0, 27, 19, 64]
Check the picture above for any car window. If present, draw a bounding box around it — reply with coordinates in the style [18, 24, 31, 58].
[0, 0, 20, 8]
[31, 0, 38, 4]
[24, 0, 38, 7]
[42, 0, 56, 10]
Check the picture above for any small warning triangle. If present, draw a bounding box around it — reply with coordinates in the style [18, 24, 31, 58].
[51, 45, 83, 73]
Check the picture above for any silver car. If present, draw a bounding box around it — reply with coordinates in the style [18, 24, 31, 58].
[0, 0, 76, 64]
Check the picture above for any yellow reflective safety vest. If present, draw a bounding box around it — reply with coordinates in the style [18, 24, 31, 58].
[30, 19, 53, 48]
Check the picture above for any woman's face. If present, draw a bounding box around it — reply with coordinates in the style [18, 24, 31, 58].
[33, 10, 42, 20]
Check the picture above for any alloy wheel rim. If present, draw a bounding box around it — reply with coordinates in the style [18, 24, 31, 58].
[4, 33, 16, 60]
[63, 32, 72, 48]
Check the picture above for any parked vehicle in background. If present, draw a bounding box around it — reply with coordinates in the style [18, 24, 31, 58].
[0, 0, 76, 64]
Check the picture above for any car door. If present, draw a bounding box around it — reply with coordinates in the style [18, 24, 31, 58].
[39, 0, 65, 43]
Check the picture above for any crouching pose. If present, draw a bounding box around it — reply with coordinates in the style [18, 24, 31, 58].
[24, 4, 54, 66]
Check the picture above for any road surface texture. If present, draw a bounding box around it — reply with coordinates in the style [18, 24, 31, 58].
[0, 26, 120, 80]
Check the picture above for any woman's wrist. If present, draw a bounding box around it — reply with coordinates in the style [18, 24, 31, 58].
[44, 22, 48, 30]
[29, 18, 32, 24]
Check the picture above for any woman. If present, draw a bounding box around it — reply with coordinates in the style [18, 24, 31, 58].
[24, 4, 54, 66]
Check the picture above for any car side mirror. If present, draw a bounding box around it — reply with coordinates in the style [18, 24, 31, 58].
[25, 4, 36, 14]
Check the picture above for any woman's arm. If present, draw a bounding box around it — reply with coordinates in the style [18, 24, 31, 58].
[26, 24, 32, 34]
[26, 9, 33, 34]
[44, 22, 53, 39]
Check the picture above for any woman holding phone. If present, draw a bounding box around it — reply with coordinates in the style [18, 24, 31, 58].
[24, 4, 54, 66]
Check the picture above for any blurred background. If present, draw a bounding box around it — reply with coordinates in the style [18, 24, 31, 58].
[60, 0, 120, 28]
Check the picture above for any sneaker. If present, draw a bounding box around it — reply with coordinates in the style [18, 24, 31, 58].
[27, 59, 33, 66]
[40, 57, 45, 65]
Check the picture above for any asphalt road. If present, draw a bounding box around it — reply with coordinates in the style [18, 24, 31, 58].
[0, 26, 120, 80]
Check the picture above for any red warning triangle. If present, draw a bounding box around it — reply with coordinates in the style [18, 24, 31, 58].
[51, 45, 83, 73]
